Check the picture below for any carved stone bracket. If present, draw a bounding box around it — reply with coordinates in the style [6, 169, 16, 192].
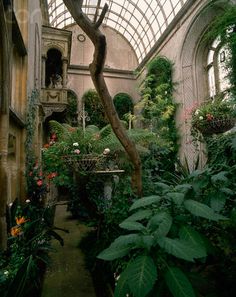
[42, 104, 68, 121]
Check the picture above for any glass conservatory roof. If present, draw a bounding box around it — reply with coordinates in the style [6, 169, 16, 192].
[47, 0, 189, 63]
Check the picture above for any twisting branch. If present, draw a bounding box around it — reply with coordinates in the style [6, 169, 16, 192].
[94, 3, 108, 29]
[63, 0, 142, 196]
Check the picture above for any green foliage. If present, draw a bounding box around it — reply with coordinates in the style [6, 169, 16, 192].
[164, 267, 196, 297]
[0, 200, 66, 296]
[138, 56, 179, 180]
[205, 132, 236, 167]
[97, 162, 236, 297]
[65, 91, 78, 126]
[113, 93, 134, 121]
[25, 90, 40, 196]
[83, 89, 108, 128]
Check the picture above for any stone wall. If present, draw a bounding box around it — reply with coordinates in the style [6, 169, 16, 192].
[66, 24, 139, 109]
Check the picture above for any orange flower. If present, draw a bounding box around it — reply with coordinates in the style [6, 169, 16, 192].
[16, 216, 29, 225]
[10, 226, 22, 237]
[43, 143, 50, 148]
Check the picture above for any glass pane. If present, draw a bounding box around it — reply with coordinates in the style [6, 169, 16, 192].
[47, 0, 190, 63]
[208, 66, 216, 98]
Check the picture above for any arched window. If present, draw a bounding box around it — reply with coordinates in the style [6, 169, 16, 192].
[207, 36, 231, 98]
[45, 48, 62, 88]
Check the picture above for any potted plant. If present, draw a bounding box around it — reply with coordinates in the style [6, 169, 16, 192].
[191, 97, 236, 136]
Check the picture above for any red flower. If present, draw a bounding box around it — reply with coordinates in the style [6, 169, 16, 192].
[37, 179, 43, 187]
[206, 113, 214, 121]
[51, 133, 57, 140]
[43, 143, 50, 148]
[47, 172, 58, 180]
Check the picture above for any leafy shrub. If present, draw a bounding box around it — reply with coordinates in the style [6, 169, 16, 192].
[97, 165, 236, 297]
[0, 200, 66, 297]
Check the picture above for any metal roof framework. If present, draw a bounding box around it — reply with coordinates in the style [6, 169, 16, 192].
[47, 0, 189, 63]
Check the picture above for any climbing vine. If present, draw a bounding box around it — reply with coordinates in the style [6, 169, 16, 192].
[137, 56, 179, 176]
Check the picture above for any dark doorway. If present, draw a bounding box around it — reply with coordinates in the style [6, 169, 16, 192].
[45, 48, 62, 88]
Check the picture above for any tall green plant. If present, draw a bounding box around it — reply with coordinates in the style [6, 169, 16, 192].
[97, 164, 236, 297]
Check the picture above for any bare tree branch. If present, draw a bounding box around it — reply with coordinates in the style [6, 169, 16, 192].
[94, 3, 108, 29]
[63, 0, 142, 195]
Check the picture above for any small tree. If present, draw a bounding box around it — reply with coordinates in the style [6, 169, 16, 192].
[63, 0, 142, 195]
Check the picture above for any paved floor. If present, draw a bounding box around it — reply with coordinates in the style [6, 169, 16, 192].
[41, 204, 96, 297]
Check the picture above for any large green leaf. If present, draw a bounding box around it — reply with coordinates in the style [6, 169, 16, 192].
[114, 271, 130, 297]
[97, 243, 132, 261]
[126, 255, 157, 297]
[122, 209, 152, 223]
[210, 192, 226, 212]
[148, 211, 172, 237]
[119, 221, 146, 231]
[112, 234, 141, 247]
[178, 226, 207, 257]
[211, 171, 228, 184]
[174, 184, 192, 193]
[166, 192, 185, 205]
[130, 196, 161, 211]
[184, 200, 228, 221]
[157, 237, 206, 262]
[164, 267, 196, 297]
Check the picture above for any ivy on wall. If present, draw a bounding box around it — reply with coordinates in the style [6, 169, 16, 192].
[137, 56, 179, 165]
[24, 90, 39, 194]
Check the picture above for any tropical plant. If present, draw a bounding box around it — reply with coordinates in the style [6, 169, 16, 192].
[97, 163, 236, 297]
[0, 199, 66, 297]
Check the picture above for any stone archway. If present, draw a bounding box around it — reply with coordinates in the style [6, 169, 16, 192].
[179, 1, 224, 168]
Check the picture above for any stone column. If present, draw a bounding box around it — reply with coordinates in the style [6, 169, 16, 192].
[41, 55, 46, 88]
[62, 58, 68, 88]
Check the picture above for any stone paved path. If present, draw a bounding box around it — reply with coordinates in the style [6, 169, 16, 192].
[41, 204, 96, 297]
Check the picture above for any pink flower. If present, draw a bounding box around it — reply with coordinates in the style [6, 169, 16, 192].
[37, 180, 43, 187]
[74, 149, 81, 155]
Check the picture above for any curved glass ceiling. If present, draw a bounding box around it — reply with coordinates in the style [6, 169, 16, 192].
[47, 0, 189, 63]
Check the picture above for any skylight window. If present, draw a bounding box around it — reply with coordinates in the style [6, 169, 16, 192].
[47, 0, 189, 63]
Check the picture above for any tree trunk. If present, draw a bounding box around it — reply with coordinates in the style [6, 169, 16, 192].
[63, 0, 142, 196]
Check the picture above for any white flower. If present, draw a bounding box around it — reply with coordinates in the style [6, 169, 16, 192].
[26, 199, 31, 203]
[199, 116, 204, 120]
[4, 271, 9, 275]
[9, 203, 13, 207]
[195, 109, 200, 115]
[73, 142, 79, 147]
[103, 148, 110, 155]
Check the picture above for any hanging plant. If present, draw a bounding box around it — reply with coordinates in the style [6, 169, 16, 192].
[191, 97, 236, 136]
